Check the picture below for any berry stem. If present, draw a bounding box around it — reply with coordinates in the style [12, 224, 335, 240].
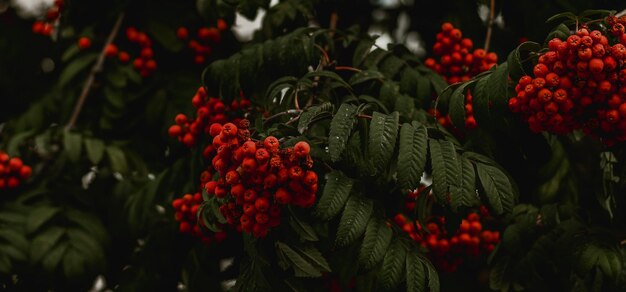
[483, 0, 495, 52]
[263, 109, 303, 125]
[335, 66, 362, 72]
[65, 13, 125, 131]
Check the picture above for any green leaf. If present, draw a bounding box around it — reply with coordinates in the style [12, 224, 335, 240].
[406, 252, 427, 292]
[41, 241, 68, 273]
[368, 111, 399, 173]
[31, 227, 65, 263]
[328, 103, 358, 162]
[451, 155, 480, 211]
[397, 122, 428, 190]
[84, 138, 105, 165]
[359, 216, 392, 271]
[63, 131, 83, 163]
[289, 208, 319, 242]
[377, 239, 406, 291]
[144, 20, 184, 51]
[59, 53, 98, 88]
[298, 102, 334, 133]
[276, 242, 327, 278]
[349, 70, 384, 86]
[545, 12, 577, 23]
[448, 82, 474, 129]
[61, 45, 80, 62]
[314, 171, 354, 220]
[353, 39, 376, 67]
[507, 42, 541, 82]
[106, 146, 128, 174]
[292, 245, 331, 273]
[429, 139, 460, 205]
[575, 242, 623, 280]
[335, 194, 373, 248]
[26, 207, 60, 234]
[475, 162, 516, 215]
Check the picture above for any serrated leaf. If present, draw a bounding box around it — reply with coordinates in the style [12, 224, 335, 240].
[315, 171, 354, 220]
[289, 209, 319, 242]
[276, 242, 324, 278]
[328, 103, 358, 162]
[59, 53, 98, 88]
[424, 256, 440, 292]
[335, 194, 373, 248]
[292, 245, 331, 273]
[429, 139, 460, 205]
[26, 207, 60, 234]
[298, 102, 334, 133]
[451, 155, 480, 211]
[377, 239, 406, 291]
[106, 146, 128, 174]
[575, 242, 623, 280]
[359, 216, 392, 271]
[84, 138, 105, 165]
[349, 70, 384, 86]
[475, 162, 516, 215]
[369, 111, 399, 173]
[63, 131, 82, 163]
[406, 252, 427, 292]
[303, 70, 351, 90]
[473, 63, 509, 128]
[397, 122, 428, 190]
[448, 82, 474, 129]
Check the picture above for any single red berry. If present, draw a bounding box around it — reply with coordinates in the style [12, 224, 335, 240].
[104, 44, 118, 58]
[176, 27, 189, 40]
[293, 141, 310, 158]
[77, 37, 91, 50]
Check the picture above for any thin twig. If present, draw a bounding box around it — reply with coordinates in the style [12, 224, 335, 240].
[335, 66, 362, 73]
[617, 9, 626, 18]
[483, 0, 495, 52]
[357, 114, 373, 119]
[65, 13, 125, 131]
[263, 109, 302, 125]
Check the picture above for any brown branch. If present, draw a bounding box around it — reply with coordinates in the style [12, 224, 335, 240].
[618, 9, 626, 17]
[65, 13, 125, 131]
[483, 0, 495, 52]
[329, 11, 338, 38]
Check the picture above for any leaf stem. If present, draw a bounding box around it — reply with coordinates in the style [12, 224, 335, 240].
[65, 13, 125, 131]
[335, 66, 362, 73]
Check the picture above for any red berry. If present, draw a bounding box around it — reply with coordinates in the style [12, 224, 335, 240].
[294, 141, 310, 158]
[176, 27, 189, 40]
[104, 44, 118, 58]
[77, 37, 91, 50]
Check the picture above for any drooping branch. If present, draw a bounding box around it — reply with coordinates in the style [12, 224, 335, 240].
[484, 0, 495, 52]
[65, 13, 125, 131]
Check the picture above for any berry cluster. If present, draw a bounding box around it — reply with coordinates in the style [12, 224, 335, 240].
[394, 212, 499, 272]
[0, 151, 32, 190]
[172, 192, 227, 245]
[425, 22, 498, 84]
[424, 23, 497, 130]
[509, 17, 626, 144]
[123, 27, 157, 77]
[168, 87, 251, 147]
[31, 0, 63, 36]
[394, 186, 500, 272]
[177, 19, 228, 65]
[203, 120, 318, 238]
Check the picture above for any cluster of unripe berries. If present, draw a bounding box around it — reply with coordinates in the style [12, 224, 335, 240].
[394, 187, 500, 272]
[168, 87, 252, 147]
[31, 0, 63, 36]
[510, 17, 626, 145]
[201, 120, 317, 238]
[177, 19, 228, 65]
[0, 151, 32, 190]
[425, 23, 497, 130]
[171, 192, 227, 245]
